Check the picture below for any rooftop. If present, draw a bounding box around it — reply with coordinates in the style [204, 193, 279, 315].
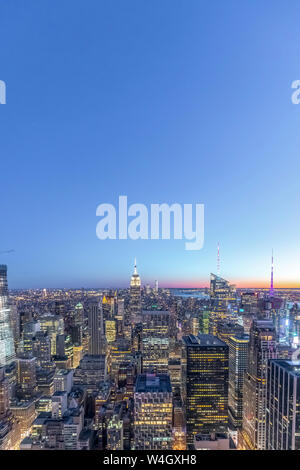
[270, 359, 300, 376]
[135, 373, 172, 393]
[183, 334, 228, 348]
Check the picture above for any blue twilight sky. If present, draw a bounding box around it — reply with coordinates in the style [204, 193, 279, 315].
[0, 0, 300, 289]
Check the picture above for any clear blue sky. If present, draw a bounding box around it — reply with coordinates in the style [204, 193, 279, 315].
[1, 0, 300, 288]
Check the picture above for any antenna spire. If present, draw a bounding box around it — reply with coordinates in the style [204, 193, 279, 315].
[217, 242, 220, 276]
[134, 258, 137, 275]
[270, 249, 274, 297]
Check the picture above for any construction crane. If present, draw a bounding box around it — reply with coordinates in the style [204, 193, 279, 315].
[0, 249, 15, 255]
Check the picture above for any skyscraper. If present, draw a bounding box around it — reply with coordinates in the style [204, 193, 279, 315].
[0, 265, 15, 366]
[228, 334, 249, 428]
[133, 373, 173, 450]
[241, 319, 277, 450]
[88, 299, 103, 356]
[182, 334, 229, 448]
[129, 259, 141, 325]
[141, 309, 170, 374]
[266, 360, 300, 450]
[209, 273, 236, 335]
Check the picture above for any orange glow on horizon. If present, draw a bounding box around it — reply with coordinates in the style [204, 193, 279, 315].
[158, 279, 300, 289]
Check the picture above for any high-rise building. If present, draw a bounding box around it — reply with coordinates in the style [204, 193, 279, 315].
[241, 319, 277, 450]
[0, 265, 15, 366]
[141, 309, 170, 374]
[32, 330, 51, 367]
[17, 355, 37, 399]
[40, 315, 64, 356]
[88, 299, 103, 355]
[228, 334, 249, 428]
[182, 334, 229, 448]
[266, 360, 300, 450]
[133, 373, 173, 450]
[0, 367, 9, 419]
[209, 273, 236, 335]
[129, 260, 141, 325]
[216, 321, 244, 345]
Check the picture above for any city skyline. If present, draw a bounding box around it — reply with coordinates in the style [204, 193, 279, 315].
[1, 1, 300, 289]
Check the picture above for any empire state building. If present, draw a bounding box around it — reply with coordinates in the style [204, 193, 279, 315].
[130, 259, 141, 324]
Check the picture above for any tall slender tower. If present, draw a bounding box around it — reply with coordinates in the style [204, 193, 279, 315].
[240, 319, 277, 450]
[88, 298, 103, 355]
[270, 249, 274, 297]
[130, 259, 141, 324]
[0, 265, 15, 366]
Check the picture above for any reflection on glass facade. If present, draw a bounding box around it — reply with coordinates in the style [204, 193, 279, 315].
[0, 265, 15, 366]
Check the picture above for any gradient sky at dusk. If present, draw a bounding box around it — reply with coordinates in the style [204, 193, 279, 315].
[1, 0, 300, 289]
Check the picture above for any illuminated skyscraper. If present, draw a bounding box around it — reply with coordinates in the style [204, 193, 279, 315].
[209, 273, 236, 335]
[266, 360, 300, 450]
[182, 334, 229, 448]
[0, 265, 15, 366]
[129, 259, 141, 324]
[228, 334, 249, 428]
[133, 373, 173, 450]
[241, 319, 277, 450]
[88, 299, 103, 355]
[142, 309, 170, 374]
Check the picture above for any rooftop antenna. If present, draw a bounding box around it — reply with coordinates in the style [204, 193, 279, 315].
[134, 257, 137, 275]
[270, 249, 274, 297]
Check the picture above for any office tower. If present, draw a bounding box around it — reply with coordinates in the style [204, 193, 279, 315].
[0, 367, 9, 419]
[40, 315, 64, 356]
[133, 374, 173, 450]
[228, 334, 249, 428]
[110, 338, 132, 380]
[56, 333, 66, 357]
[105, 320, 116, 343]
[209, 273, 236, 335]
[168, 358, 181, 391]
[74, 302, 84, 327]
[154, 280, 158, 294]
[36, 368, 54, 396]
[266, 360, 300, 449]
[53, 369, 74, 394]
[88, 299, 103, 355]
[0, 265, 15, 366]
[10, 400, 36, 441]
[107, 405, 124, 450]
[141, 309, 170, 374]
[17, 355, 37, 399]
[32, 330, 51, 367]
[52, 391, 68, 418]
[114, 298, 125, 338]
[241, 319, 277, 450]
[199, 309, 210, 334]
[182, 334, 229, 448]
[71, 302, 84, 345]
[21, 320, 41, 355]
[129, 259, 141, 324]
[216, 321, 244, 345]
[73, 354, 107, 394]
[9, 302, 20, 348]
